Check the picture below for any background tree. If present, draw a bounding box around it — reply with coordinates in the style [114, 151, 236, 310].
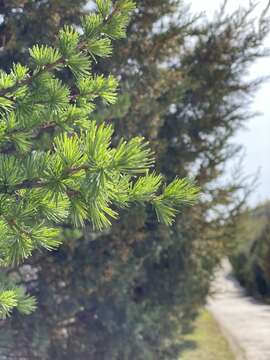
[0, 0, 201, 356]
[0, 1, 269, 359]
[0, 0, 89, 69]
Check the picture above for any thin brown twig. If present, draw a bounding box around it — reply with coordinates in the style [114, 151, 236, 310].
[1, 164, 89, 195]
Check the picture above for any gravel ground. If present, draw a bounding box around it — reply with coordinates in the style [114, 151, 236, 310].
[208, 259, 270, 360]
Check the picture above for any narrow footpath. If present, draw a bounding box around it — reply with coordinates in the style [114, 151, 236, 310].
[208, 260, 270, 360]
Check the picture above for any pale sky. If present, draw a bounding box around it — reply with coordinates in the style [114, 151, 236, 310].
[190, 0, 270, 205]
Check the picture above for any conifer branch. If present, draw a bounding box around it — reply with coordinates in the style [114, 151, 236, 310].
[0, 58, 64, 99]
[0, 0, 199, 319]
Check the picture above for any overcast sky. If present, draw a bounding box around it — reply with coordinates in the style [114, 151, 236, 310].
[190, 0, 270, 205]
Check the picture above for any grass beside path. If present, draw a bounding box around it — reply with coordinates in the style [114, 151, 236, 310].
[180, 310, 235, 360]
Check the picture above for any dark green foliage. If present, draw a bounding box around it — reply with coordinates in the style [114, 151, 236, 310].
[1, 1, 270, 359]
[231, 202, 270, 300]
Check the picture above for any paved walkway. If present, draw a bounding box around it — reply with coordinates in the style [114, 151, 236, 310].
[208, 260, 270, 360]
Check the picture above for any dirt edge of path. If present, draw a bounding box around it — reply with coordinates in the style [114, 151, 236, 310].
[208, 305, 247, 360]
